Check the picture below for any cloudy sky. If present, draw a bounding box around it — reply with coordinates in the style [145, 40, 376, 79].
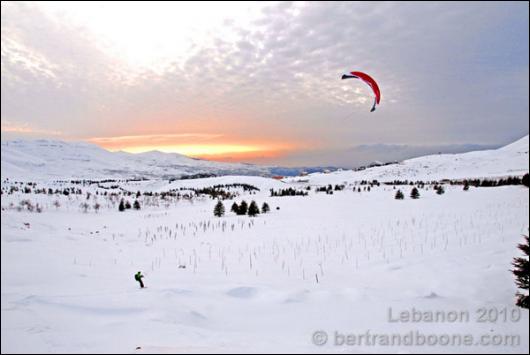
[1, 1, 528, 166]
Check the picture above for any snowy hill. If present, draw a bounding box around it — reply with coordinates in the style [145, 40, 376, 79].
[2, 167, 529, 353]
[1, 136, 529, 353]
[0, 139, 270, 180]
[1, 136, 528, 183]
[296, 135, 529, 184]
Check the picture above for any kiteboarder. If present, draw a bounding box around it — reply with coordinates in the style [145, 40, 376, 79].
[134, 271, 145, 288]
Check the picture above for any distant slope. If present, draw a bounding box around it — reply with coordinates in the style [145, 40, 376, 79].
[2, 136, 528, 182]
[0, 139, 269, 180]
[294, 135, 529, 184]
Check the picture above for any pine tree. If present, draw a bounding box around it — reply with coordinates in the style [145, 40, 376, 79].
[133, 200, 141, 210]
[436, 186, 445, 195]
[512, 235, 529, 309]
[523, 173, 529, 188]
[238, 200, 248, 215]
[395, 190, 404, 200]
[125, 200, 132, 209]
[463, 182, 470, 191]
[410, 187, 420, 199]
[214, 200, 225, 217]
[248, 201, 260, 217]
[231, 202, 239, 214]
[261, 202, 270, 213]
[118, 199, 126, 212]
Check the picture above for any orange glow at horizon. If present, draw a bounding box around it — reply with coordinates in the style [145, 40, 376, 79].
[120, 144, 265, 155]
[89, 134, 299, 162]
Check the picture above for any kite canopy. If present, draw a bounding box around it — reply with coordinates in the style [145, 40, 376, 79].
[341, 71, 381, 112]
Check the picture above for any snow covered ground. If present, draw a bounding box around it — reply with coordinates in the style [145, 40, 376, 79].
[1, 137, 529, 353]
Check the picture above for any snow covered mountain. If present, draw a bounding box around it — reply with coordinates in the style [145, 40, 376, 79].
[1, 135, 528, 182]
[0, 139, 270, 180]
[292, 135, 529, 184]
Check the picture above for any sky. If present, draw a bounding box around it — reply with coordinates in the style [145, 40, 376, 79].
[1, 1, 528, 166]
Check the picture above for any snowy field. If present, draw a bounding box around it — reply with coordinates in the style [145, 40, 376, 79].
[1, 177, 529, 353]
[2, 137, 529, 353]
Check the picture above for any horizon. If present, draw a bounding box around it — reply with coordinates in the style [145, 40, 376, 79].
[1, 1, 528, 166]
[4, 134, 528, 169]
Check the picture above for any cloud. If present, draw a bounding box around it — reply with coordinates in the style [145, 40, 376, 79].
[167, 1, 528, 145]
[87, 133, 224, 149]
[1, 119, 63, 136]
[1, 1, 528, 165]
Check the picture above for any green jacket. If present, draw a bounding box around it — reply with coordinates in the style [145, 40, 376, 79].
[134, 272, 144, 281]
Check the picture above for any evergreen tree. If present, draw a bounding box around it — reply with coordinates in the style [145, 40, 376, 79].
[410, 187, 420, 199]
[125, 200, 132, 209]
[231, 202, 239, 214]
[436, 186, 445, 195]
[463, 182, 470, 191]
[118, 199, 126, 212]
[213, 200, 225, 217]
[512, 235, 529, 309]
[261, 202, 270, 213]
[395, 190, 404, 200]
[248, 201, 260, 217]
[238, 200, 248, 215]
[523, 173, 529, 188]
[133, 200, 141, 210]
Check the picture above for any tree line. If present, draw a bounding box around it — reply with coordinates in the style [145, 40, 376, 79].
[214, 200, 271, 217]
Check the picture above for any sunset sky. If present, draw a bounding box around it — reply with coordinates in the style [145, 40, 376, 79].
[1, 1, 528, 166]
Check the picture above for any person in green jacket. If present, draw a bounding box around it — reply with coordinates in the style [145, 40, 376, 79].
[134, 271, 145, 288]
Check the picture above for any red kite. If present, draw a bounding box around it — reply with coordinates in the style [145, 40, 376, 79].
[341, 71, 381, 112]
